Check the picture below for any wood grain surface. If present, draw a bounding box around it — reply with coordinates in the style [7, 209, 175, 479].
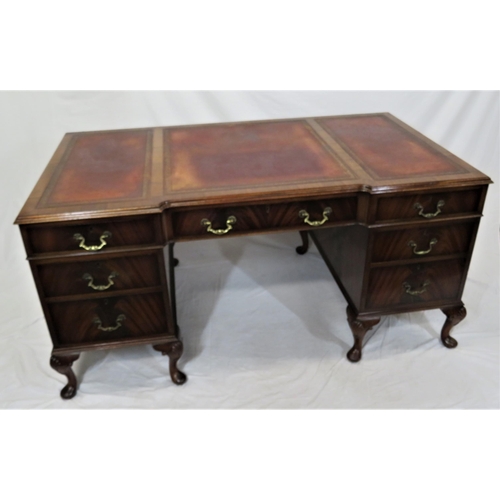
[15, 113, 491, 225]
[13, 112, 493, 394]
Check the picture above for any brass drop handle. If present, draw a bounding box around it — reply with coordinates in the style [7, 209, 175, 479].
[73, 231, 112, 251]
[83, 272, 118, 291]
[408, 238, 438, 255]
[93, 314, 126, 332]
[414, 200, 445, 219]
[201, 215, 237, 235]
[403, 281, 430, 296]
[299, 207, 332, 227]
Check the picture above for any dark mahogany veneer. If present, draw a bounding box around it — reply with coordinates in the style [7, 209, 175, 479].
[15, 113, 491, 398]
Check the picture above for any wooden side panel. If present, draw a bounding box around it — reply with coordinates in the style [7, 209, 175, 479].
[310, 224, 370, 310]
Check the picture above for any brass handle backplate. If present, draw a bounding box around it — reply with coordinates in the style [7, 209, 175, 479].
[403, 281, 430, 296]
[414, 200, 445, 219]
[201, 215, 237, 235]
[299, 207, 332, 227]
[93, 314, 126, 332]
[73, 231, 111, 251]
[83, 272, 118, 291]
[408, 238, 438, 256]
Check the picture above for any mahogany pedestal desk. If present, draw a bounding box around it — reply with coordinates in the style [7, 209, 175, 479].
[15, 113, 491, 399]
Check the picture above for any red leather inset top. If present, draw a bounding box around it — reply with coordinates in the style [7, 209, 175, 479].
[47, 130, 149, 204]
[168, 120, 352, 191]
[318, 115, 465, 179]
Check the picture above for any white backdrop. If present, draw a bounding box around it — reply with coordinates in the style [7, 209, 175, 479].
[0, 91, 498, 408]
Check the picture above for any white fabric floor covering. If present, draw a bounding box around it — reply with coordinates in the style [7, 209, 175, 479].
[0, 91, 498, 408]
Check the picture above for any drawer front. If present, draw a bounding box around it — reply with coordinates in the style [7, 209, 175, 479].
[172, 196, 357, 238]
[48, 293, 169, 345]
[371, 221, 475, 263]
[37, 254, 162, 298]
[25, 216, 159, 255]
[366, 259, 465, 310]
[375, 189, 482, 222]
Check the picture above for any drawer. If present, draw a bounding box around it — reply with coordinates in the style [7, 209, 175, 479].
[371, 221, 476, 263]
[375, 188, 482, 222]
[366, 259, 465, 310]
[37, 253, 162, 298]
[48, 293, 169, 345]
[171, 196, 357, 238]
[24, 216, 160, 255]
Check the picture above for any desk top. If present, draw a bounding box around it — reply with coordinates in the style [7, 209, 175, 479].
[15, 113, 491, 225]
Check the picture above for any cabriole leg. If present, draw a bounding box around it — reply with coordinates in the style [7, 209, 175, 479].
[296, 230, 310, 255]
[50, 353, 80, 399]
[346, 306, 380, 362]
[440, 305, 466, 348]
[153, 340, 187, 385]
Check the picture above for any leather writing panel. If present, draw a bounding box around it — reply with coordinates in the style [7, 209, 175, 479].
[167, 121, 354, 191]
[318, 115, 467, 179]
[45, 130, 151, 205]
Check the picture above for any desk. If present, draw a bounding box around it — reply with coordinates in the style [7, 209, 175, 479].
[15, 113, 491, 399]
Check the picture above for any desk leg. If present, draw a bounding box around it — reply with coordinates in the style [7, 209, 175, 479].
[50, 352, 80, 399]
[296, 231, 310, 255]
[440, 305, 466, 348]
[346, 306, 380, 362]
[153, 341, 187, 385]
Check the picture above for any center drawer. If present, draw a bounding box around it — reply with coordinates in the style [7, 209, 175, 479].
[171, 196, 357, 239]
[36, 253, 162, 298]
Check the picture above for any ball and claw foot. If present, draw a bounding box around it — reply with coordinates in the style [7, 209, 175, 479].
[173, 257, 179, 267]
[296, 231, 310, 255]
[441, 305, 466, 349]
[50, 353, 80, 400]
[346, 306, 380, 363]
[153, 340, 187, 385]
